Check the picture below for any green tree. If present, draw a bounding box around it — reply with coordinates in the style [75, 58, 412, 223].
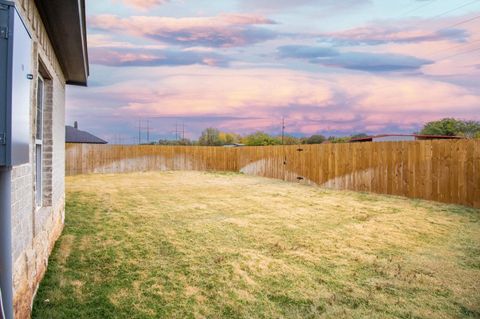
[219, 132, 241, 145]
[351, 133, 368, 139]
[157, 139, 168, 145]
[460, 120, 480, 139]
[305, 134, 326, 144]
[242, 132, 280, 146]
[282, 135, 301, 145]
[327, 136, 350, 144]
[420, 118, 480, 138]
[177, 138, 192, 146]
[157, 138, 192, 145]
[199, 128, 222, 146]
[420, 118, 463, 136]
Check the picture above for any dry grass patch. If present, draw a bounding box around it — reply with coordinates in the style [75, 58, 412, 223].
[33, 171, 480, 318]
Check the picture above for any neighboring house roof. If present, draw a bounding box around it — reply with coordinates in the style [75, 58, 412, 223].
[223, 143, 245, 147]
[350, 134, 464, 143]
[34, 0, 89, 86]
[66, 126, 107, 144]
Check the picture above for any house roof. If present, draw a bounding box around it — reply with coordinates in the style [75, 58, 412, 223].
[223, 143, 245, 147]
[350, 134, 464, 142]
[66, 126, 107, 144]
[34, 0, 89, 86]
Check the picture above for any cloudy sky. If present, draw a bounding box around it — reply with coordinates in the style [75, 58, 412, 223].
[67, 0, 480, 143]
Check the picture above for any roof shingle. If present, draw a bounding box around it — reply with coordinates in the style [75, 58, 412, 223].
[65, 126, 107, 144]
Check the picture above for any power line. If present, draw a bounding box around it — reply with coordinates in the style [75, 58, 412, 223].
[389, 3, 480, 62]
[427, 0, 479, 21]
[429, 38, 480, 61]
[431, 38, 480, 57]
[137, 119, 153, 144]
[447, 13, 480, 28]
[415, 13, 480, 61]
[437, 45, 480, 61]
[406, 0, 480, 30]
[400, 0, 438, 16]
[372, 4, 480, 69]
[316, 2, 480, 113]
[405, 5, 480, 60]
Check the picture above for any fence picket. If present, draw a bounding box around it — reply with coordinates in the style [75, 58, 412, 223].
[65, 141, 480, 208]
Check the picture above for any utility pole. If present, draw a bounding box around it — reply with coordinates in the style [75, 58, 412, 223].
[282, 117, 287, 181]
[175, 123, 178, 141]
[146, 120, 150, 144]
[138, 119, 141, 145]
[182, 122, 185, 140]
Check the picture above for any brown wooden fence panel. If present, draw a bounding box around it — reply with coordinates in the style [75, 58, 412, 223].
[66, 140, 480, 208]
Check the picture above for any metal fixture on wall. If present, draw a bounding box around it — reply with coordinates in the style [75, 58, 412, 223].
[0, 0, 31, 167]
[0, 2, 32, 318]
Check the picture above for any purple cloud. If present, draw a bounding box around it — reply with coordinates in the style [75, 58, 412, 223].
[278, 45, 339, 58]
[278, 45, 433, 72]
[89, 47, 231, 67]
[317, 25, 469, 46]
[90, 14, 278, 48]
[316, 52, 433, 72]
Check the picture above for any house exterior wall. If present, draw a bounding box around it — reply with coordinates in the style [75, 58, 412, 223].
[10, 1, 66, 318]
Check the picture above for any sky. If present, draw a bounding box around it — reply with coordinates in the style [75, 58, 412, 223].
[67, 0, 480, 143]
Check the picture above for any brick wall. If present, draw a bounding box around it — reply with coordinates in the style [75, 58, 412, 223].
[10, 165, 33, 264]
[10, 1, 66, 318]
[51, 76, 66, 209]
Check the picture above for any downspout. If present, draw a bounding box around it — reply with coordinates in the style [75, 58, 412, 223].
[0, 1, 13, 317]
[0, 168, 13, 319]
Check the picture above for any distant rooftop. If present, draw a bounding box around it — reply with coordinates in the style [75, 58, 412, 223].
[223, 143, 245, 148]
[350, 134, 464, 143]
[66, 122, 107, 144]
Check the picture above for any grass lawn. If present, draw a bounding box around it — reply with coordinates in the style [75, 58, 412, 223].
[32, 171, 480, 318]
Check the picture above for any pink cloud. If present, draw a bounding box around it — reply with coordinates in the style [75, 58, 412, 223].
[90, 49, 158, 65]
[68, 66, 480, 136]
[241, 0, 370, 13]
[350, 78, 479, 113]
[90, 14, 277, 47]
[87, 34, 167, 50]
[89, 47, 230, 67]
[316, 13, 480, 47]
[319, 26, 467, 45]
[113, 0, 169, 10]
[368, 19, 480, 77]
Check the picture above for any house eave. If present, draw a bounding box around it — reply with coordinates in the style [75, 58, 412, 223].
[34, 0, 89, 86]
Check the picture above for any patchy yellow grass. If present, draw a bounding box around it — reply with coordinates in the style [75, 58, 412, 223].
[33, 171, 480, 319]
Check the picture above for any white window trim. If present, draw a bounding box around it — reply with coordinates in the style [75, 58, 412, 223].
[35, 75, 44, 209]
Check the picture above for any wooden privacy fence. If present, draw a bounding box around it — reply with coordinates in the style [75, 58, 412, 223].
[66, 140, 480, 208]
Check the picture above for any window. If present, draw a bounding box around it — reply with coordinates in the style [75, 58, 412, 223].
[35, 75, 44, 208]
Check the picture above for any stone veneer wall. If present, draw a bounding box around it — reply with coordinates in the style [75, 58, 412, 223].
[10, 0, 66, 318]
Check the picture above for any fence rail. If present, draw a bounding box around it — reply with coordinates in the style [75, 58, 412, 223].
[66, 140, 480, 208]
